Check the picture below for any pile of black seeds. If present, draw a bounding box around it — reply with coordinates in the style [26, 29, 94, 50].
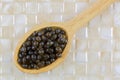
[17, 27, 68, 69]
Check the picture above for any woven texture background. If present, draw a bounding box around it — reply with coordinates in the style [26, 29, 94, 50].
[0, 0, 120, 80]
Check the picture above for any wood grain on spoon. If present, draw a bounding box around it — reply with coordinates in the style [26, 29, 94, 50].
[14, 0, 115, 74]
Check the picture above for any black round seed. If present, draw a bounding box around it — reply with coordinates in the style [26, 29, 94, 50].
[36, 36, 41, 42]
[32, 46, 36, 50]
[36, 60, 40, 63]
[22, 57, 27, 64]
[46, 41, 54, 47]
[55, 29, 61, 33]
[26, 46, 31, 51]
[21, 52, 27, 56]
[45, 27, 52, 31]
[50, 54, 55, 58]
[55, 47, 62, 53]
[38, 50, 44, 55]
[33, 41, 38, 46]
[25, 41, 31, 46]
[61, 30, 65, 34]
[39, 42, 44, 46]
[38, 61, 45, 68]
[37, 55, 42, 60]
[45, 61, 51, 65]
[18, 53, 22, 58]
[30, 64, 34, 68]
[56, 53, 62, 58]
[50, 58, 55, 62]
[18, 58, 22, 64]
[33, 64, 38, 69]
[20, 47, 26, 52]
[51, 31, 55, 35]
[54, 42, 59, 47]
[43, 54, 49, 60]
[51, 34, 57, 40]
[61, 44, 65, 48]
[27, 37, 32, 41]
[22, 64, 28, 68]
[46, 48, 54, 54]
[26, 55, 30, 60]
[32, 31, 38, 36]
[38, 31, 44, 36]
[32, 37, 36, 41]
[41, 35, 47, 41]
[31, 54, 36, 61]
[45, 32, 52, 37]
[28, 51, 33, 55]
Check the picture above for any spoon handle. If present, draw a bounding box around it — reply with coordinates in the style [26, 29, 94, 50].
[65, 0, 115, 32]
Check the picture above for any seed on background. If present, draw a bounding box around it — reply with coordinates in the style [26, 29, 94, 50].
[17, 27, 67, 69]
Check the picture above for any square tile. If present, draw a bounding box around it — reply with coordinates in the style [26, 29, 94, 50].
[2, 27, 13, 38]
[1, 15, 13, 26]
[13, 2, 25, 14]
[26, 2, 39, 14]
[75, 51, 87, 63]
[112, 63, 120, 76]
[1, 3, 14, 14]
[99, 27, 113, 39]
[87, 51, 100, 63]
[14, 15, 27, 25]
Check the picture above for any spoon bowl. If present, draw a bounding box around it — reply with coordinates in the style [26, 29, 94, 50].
[14, 23, 72, 74]
[14, 0, 115, 74]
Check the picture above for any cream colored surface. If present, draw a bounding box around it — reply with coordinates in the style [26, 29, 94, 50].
[0, 0, 120, 80]
[14, 0, 115, 74]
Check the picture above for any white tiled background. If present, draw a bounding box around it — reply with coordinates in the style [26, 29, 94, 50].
[0, 0, 120, 80]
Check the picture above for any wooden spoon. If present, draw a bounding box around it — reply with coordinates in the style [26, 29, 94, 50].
[14, 0, 115, 74]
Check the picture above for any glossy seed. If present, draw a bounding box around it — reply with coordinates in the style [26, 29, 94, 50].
[18, 58, 22, 64]
[50, 54, 55, 58]
[54, 42, 59, 47]
[55, 29, 61, 33]
[26, 47, 31, 51]
[20, 47, 26, 52]
[31, 54, 36, 61]
[50, 58, 55, 62]
[56, 53, 62, 58]
[46, 27, 52, 31]
[32, 46, 36, 50]
[33, 41, 38, 46]
[37, 55, 42, 60]
[43, 54, 49, 60]
[18, 53, 22, 58]
[22, 64, 28, 68]
[22, 57, 27, 63]
[45, 61, 51, 65]
[55, 47, 62, 53]
[45, 32, 52, 37]
[61, 45, 65, 50]
[46, 48, 54, 54]
[26, 55, 30, 60]
[30, 64, 34, 68]
[21, 52, 27, 56]
[41, 35, 47, 41]
[39, 42, 44, 46]
[51, 34, 57, 40]
[38, 61, 45, 68]
[38, 50, 44, 55]
[36, 36, 41, 41]
[25, 41, 31, 46]
[28, 51, 33, 55]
